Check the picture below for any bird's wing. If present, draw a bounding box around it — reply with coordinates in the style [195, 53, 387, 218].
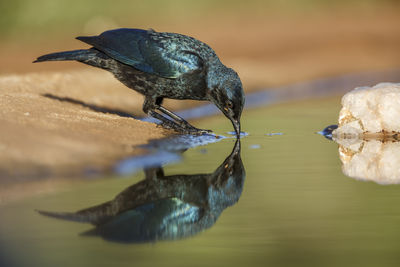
[76, 28, 203, 78]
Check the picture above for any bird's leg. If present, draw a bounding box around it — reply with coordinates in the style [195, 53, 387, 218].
[156, 106, 212, 134]
[144, 96, 209, 135]
[148, 110, 207, 135]
[144, 167, 165, 180]
[153, 97, 195, 129]
[143, 97, 181, 131]
[148, 110, 184, 132]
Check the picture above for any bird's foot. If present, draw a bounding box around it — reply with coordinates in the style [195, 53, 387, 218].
[190, 127, 213, 135]
[186, 128, 213, 135]
[158, 122, 211, 135]
[180, 122, 212, 135]
[149, 109, 212, 135]
[154, 105, 212, 135]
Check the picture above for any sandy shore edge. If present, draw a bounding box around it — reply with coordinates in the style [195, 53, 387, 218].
[0, 70, 175, 180]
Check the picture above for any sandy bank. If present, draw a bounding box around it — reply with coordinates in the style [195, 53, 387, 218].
[0, 70, 173, 178]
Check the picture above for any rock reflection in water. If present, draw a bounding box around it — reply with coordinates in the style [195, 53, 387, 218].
[333, 136, 400, 185]
[37, 140, 245, 243]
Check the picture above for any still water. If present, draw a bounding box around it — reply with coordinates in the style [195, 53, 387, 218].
[2, 97, 400, 267]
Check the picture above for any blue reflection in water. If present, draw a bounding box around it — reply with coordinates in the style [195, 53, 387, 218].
[114, 133, 229, 176]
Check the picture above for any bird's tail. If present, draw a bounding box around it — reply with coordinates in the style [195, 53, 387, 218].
[36, 200, 114, 225]
[36, 209, 92, 223]
[33, 49, 94, 63]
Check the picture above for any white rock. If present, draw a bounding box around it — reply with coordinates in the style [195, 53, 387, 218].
[338, 139, 400, 185]
[333, 82, 400, 138]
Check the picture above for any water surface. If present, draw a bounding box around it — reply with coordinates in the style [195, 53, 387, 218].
[2, 97, 400, 267]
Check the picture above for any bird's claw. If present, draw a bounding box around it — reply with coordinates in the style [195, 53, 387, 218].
[181, 123, 212, 135]
[181, 127, 212, 136]
[191, 128, 213, 135]
[158, 122, 212, 136]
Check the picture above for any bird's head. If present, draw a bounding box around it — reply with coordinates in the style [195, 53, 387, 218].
[207, 65, 245, 138]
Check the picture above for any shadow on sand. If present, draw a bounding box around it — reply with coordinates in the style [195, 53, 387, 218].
[42, 93, 138, 119]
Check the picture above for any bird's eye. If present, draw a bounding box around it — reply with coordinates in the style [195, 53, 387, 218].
[226, 101, 233, 109]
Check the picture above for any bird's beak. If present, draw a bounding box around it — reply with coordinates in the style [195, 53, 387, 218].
[231, 118, 241, 138]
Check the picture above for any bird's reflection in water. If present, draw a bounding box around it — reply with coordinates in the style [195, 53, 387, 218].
[38, 140, 245, 243]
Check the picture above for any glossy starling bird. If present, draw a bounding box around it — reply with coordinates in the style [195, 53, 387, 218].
[34, 28, 245, 137]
